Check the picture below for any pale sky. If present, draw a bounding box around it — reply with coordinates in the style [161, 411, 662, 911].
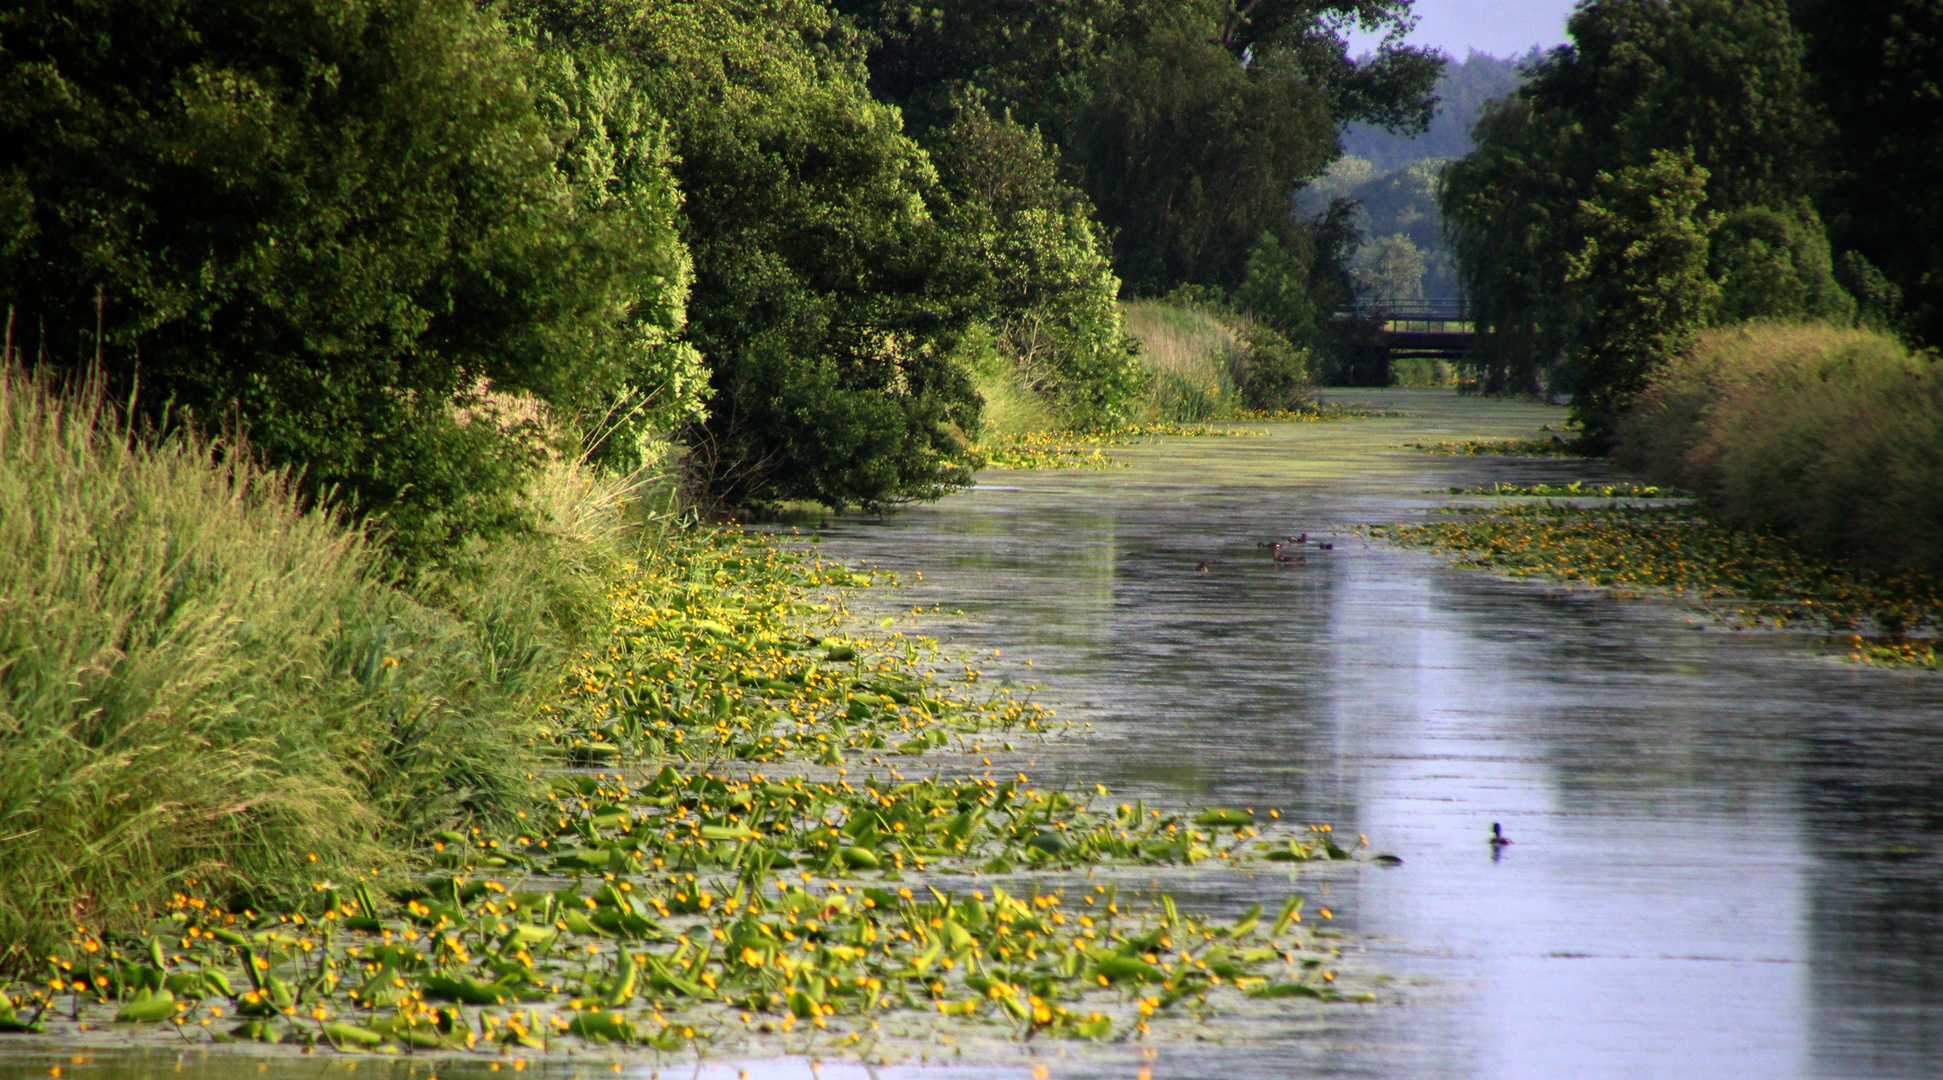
[1347, 0, 1580, 60]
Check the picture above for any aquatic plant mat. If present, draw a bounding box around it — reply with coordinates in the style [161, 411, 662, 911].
[1373, 501, 1942, 667]
[1401, 436, 1578, 457]
[1, 528, 1390, 1067]
[982, 406, 1397, 471]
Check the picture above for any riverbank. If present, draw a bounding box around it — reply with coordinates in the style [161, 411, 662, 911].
[0, 524, 1392, 1071]
[797, 389, 1943, 1077]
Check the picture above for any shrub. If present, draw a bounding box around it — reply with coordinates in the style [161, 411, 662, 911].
[1234, 323, 1313, 411]
[1563, 149, 1720, 449]
[1617, 320, 1943, 574]
[927, 102, 1147, 431]
[0, 367, 624, 968]
[0, 0, 697, 566]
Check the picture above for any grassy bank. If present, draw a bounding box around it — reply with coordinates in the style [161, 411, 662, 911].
[1, 525, 1385, 1059]
[0, 369, 623, 969]
[1617, 321, 1943, 575]
[0, 374, 1388, 1059]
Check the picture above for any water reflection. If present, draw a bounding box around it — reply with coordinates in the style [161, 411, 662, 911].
[809, 390, 1943, 1079]
[12, 391, 1941, 1079]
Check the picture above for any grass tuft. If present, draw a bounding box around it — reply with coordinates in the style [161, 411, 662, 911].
[1617, 320, 1943, 574]
[0, 368, 619, 969]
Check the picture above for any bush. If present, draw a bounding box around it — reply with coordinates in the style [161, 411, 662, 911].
[1234, 323, 1312, 410]
[0, 0, 697, 566]
[927, 102, 1147, 431]
[1617, 320, 1943, 574]
[0, 367, 624, 968]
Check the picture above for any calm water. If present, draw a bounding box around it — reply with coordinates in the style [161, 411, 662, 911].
[799, 389, 1943, 1079]
[8, 390, 1941, 1080]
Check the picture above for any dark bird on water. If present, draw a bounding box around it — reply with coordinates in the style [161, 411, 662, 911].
[1317, 542, 1334, 551]
[1288, 533, 1308, 544]
[1195, 561, 1210, 573]
[1273, 552, 1305, 566]
[1489, 823, 1512, 847]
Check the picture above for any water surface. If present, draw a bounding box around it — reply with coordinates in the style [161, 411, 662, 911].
[803, 389, 1943, 1080]
[9, 390, 1941, 1080]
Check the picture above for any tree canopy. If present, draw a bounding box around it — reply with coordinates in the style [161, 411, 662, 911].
[839, 0, 1444, 294]
[0, 0, 699, 564]
[1441, 0, 1854, 442]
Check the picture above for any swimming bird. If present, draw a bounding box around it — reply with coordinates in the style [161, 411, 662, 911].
[1288, 533, 1308, 544]
[1489, 823, 1512, 847]
[1273, 552, 1305, 566]
[1195, 561, 1210, 573]
[1317, 542, 1334, 551]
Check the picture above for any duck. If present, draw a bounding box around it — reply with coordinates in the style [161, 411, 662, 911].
[1489, 822, 1512, 847]
[1273, 552, 1305, 566]
[1288, 533, 1308, 544]
[1317, 542, 1334, 551]
[1195, 561, 1210, 573]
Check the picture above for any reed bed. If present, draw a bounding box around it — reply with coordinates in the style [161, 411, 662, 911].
[1617, 321, 1943, 575]
[0, 369, 618, 968]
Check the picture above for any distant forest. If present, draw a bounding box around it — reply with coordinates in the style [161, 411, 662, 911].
[1308, 51, 1531, 302]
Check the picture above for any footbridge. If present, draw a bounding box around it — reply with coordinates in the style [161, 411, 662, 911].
[1328, 299, 1481, 386]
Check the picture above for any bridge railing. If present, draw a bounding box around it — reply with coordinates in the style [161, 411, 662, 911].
[1332, 298, 1474, 332]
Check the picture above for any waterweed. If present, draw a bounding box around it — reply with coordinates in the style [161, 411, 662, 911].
[979, 407, 1394, 471]
[1374, 502, 1942, 664]
[1446, 482, 1691, 499]
[979, 424, 1268, 472]
[1, 526, 1392, 1059]
[1404, 437, 1579, 457]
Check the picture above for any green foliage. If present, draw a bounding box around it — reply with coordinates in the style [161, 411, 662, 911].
[0, 0, 697, 566]
[1443, 0, 1838, 403]
[1068, 28, 1339, 292]
[1616, 320, 1943, 576]
[926, 102, 1146, 429]
[1710, 205, 1852, 324]
[1563, 149, 1719, 448]
[1835, 251, 1903, 332]
[1344, 50, 1531, 171]
[1352, 234, 1429, 302]
[0, 369, 628, 967]
[516, 0, 981, 514]
[1233, 323, 1312, 411]
[840, 1, 1441, 295]
[1334, 158, 1453, 298]
[1793, 0, 1943, 344]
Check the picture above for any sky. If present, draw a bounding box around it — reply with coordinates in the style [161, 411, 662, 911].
[1346, 0, 1581, 60]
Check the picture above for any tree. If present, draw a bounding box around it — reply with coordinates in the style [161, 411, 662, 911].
[515, 0, 983, 513]
[1352, 234, 1428, 300]
[1792, 0, 1943, 344]
[1069, 28, 1339, 290]
[837, 0, 1442, 293]
[1564, 150, 1719, 447]
[0, 0, 697, 565]
[925, 102, 1146, 428]
[1443, 0, 1838, 401]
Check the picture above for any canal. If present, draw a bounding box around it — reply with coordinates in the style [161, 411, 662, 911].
[803, 388, 1943, 1080]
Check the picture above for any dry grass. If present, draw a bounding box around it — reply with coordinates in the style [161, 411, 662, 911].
[0, 367, 632, 969]
[1120, 301, 1245, 420]
[1618, 320, 1943, 574]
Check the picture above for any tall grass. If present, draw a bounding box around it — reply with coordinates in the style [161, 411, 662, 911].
[1617, 321, 1943, 574]
[1119, 301, 1244, 420]
[0, 368, 625, 967]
